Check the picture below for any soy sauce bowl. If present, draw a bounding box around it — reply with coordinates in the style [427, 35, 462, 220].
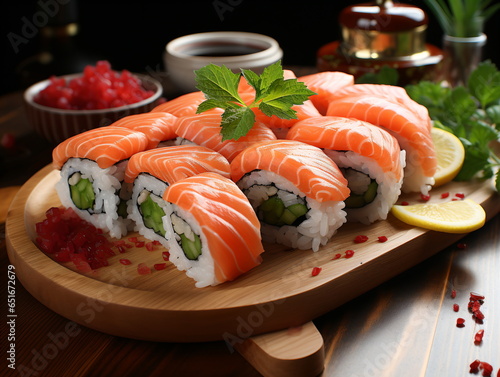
[164, 31, 283, 93]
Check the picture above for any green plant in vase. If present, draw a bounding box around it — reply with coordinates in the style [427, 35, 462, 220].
[424, 0, 500, 86]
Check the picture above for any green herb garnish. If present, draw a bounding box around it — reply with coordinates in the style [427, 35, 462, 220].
[406, 60, 500, 191]
[194, 61, 316, 141]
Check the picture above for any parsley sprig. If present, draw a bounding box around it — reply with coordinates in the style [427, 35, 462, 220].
[194, 61, 316, 141]
[406, 60, 500, 191]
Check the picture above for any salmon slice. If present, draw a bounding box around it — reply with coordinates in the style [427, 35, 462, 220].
[286, 115, 404, 181]
[326, 94, 436, 192]
[174, 113, 276, 161]
[52, 126, 149, 170]
[151, 91, 223, 117]
[297, 71, 355, 115]
[111, 112, 178, 149]
[163, 172, 264, 285]
[230, 140, 350, 202]
[124, 145, 230, 184]
[326, 84, 431, 130]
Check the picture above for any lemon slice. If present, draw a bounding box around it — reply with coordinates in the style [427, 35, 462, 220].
[391, 199, 486, 233]
[431, 127, 465, 187]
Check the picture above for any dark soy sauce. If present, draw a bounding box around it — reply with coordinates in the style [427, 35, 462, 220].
[188, 43, 265, 57]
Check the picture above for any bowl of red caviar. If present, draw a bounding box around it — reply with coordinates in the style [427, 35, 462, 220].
[24, 61, 163, 144]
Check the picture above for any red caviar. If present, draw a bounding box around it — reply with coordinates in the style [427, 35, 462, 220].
[34, 61, 154, 110]
[456, 318, 465, 327]
[453, 304, 459, 312]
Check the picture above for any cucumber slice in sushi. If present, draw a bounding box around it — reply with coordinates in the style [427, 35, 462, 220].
[68, 172, 95, 210]
[258, 194, 308, 226]
[170, 213, 202, 261]
[342, 168, 379, 209]
[138, 192, 167, 237]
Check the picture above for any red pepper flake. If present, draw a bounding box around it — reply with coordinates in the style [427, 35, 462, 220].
[451, 289, 457, 298]
[116, 245, 126, 254]
[344, 249, 355, 258]
[401, 201, 409, 206]
[152, 240, 161, 245]
[457, 242, 467, 249]
[119, 258, 132, 265]
[452, 198, 460, 201]
[354, 235, 368, 243]
[455, 192, 465, 199]
[137, 263, 151, 275]
[420, 194, 431, 201]
[474, 309, 485, 322]
[377, 236, 388, 243]
[440, 192, 450, 199]
[481, 362, 493, 377]
[474, 329, 484, 344]
[456, 318, 465, 327]
[134, 241, 145, 248]
[470, 292, 485, 301]
[145, 242, 155, 251]
[332, 253, 342, 260]
[453, 304, 459, 312]
[470, 360, 481, 374]
[128, 237, 138, 243]
[162, 251, 170, 261]
[154, 263, 167, 271]
[311, 267, 322, 276]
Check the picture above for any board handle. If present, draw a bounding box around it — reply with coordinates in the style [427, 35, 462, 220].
[236, 321, 324, 377]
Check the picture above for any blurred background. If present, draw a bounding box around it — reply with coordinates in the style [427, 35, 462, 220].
[2, 0, 500, 96]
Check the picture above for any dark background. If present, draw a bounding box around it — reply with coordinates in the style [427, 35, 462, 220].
[2, 0, 500, 96]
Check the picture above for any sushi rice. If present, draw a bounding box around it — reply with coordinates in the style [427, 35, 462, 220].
[55, 157, 131, 239]
[237, 170, 347, 252]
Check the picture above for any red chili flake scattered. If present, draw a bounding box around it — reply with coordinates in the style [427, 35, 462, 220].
[401, 201, 409, 206]
[474, 329, 484, 344]
[481, 362, 493, 377]
[162, 251, 170, 261]
[420, 194, 431, 201]
[457, 242, 467, 249]
[470, 360, 481, 374]
[332, 253, 342, 260]
[377, 236, 388, 243]
[452, 198, 460, 201]
[344, 250, 355, 258]
[137, 263, 151, 275]
[154, 263, 167, 271]
[440, 192, 450, 199]
[474, 309, 485, 321]
[116, 245, 126, 254]
[453, 304, 459, 312]
[456, 318, 465, 327]
[145, 242, 155, 251]
[455, 192, 465, 199]
[128, 237, 138, 243]
[135, 241, 145, 248]
[451, 289, 457, 298]
[152, 240, 161, 245]
[119, 258, 132, 265]
[470, 292, 485, 301]
[311, 267, 322, 277]
[354, 235, 368, 243]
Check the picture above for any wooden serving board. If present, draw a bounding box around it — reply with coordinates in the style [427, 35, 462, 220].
[5, 165, 500, 376]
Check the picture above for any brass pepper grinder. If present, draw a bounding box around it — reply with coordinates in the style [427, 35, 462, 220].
[317, 0, 444, 85]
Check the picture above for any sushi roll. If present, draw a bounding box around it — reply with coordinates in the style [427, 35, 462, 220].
[287, 116, 405, 224]
[174, 113, 277, 161]
[326, 94, 436, 194]
[161, 172, 265, 287]
[52, 126, 150, 238]
[230, 140, 350, 252]
[124, 145, 231, 247]
[111, 112, 178, 148]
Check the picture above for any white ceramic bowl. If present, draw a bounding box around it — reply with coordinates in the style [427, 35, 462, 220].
[24, 73, 163, 144]
[164, 31, 283, 93]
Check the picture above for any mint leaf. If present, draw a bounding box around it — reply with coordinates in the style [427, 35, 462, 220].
[195, 64, 243, 104]
[468, 60, 500, 108]
[220, 107, 255, 141]
[196, 99, 230, 113]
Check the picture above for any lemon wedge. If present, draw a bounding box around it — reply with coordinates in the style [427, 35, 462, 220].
[391, 199, 486, 233]
[431, 127, 465, 187]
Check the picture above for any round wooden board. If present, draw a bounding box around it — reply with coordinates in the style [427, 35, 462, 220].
[6, 165, 500, 342]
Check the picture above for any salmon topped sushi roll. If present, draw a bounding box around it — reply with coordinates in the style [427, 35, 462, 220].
[326, 94, 436, 194]
[287, 116, 405, 224]
[124, 146, 231, 247]
[52, 126, 150, 238]
[161, 172, 264, 287]
[111, 112, 178, 149]
[231, 140, 349, 251]
[174, 113, 277, 161]
[151, 91, 223, 117]
[297, 71, 355, 115]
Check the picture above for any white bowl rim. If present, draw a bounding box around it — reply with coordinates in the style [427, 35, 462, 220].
[165, 31, 281, 63]
[23, 72, 163, 115]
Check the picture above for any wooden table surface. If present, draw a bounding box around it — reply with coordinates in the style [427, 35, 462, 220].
[1, 82, 499, 377]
